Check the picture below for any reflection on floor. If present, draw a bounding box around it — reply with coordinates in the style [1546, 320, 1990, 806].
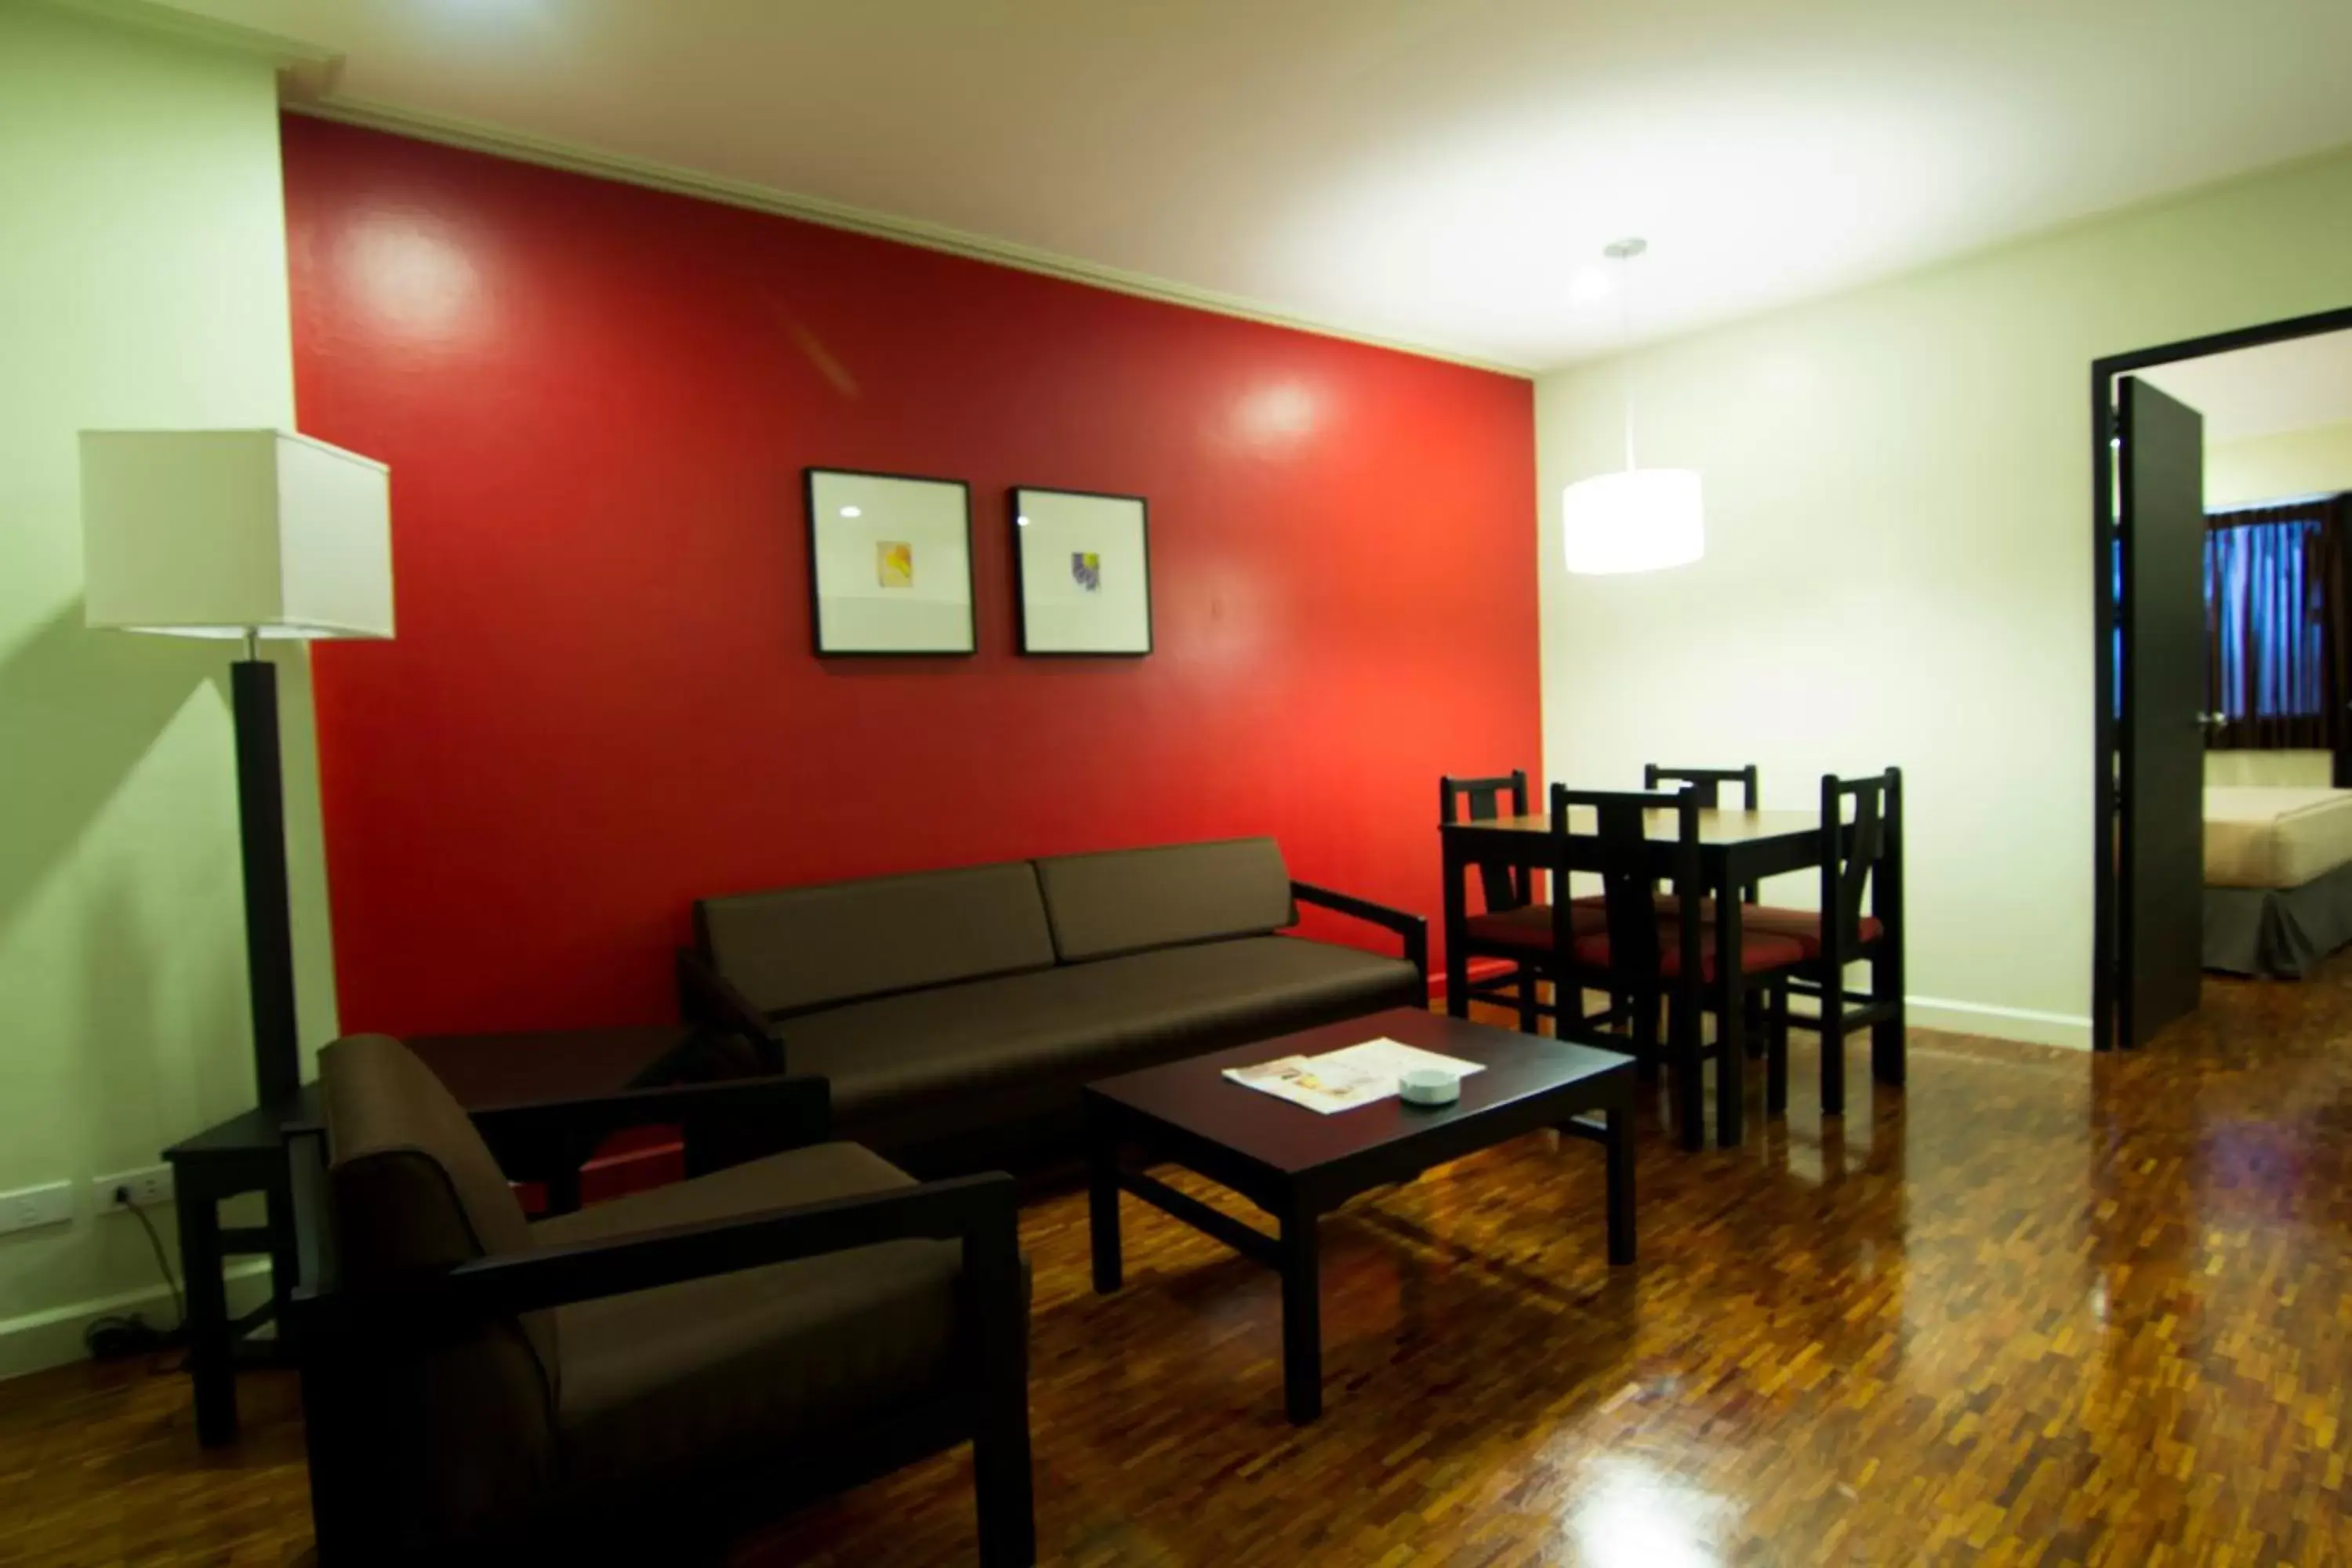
[5, 971, 2349, 1565]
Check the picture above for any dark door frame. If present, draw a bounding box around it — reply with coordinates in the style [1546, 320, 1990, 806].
[2091, 302, 2352, 1051]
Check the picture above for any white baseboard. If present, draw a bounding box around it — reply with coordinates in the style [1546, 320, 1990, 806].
[1904, 995, 2093, 1051]
[0, 1261, 274, 1383]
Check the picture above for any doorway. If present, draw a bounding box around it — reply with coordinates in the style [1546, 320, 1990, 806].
[2093, 304, 2352, 1051]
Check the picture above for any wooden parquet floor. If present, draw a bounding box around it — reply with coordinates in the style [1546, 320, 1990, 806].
[6, 974, 2351, 1566]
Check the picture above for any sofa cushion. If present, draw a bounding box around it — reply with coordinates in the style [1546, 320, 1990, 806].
[1033, 838, 1296, 962]
[782, 935, 1420, 1127]
[539, 1143, 964, 1499]
[698, 862, 1056, 1016]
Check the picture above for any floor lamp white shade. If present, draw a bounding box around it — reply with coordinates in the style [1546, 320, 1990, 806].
[1561, 468, 1705, 575]
[80, 429, 393, 639]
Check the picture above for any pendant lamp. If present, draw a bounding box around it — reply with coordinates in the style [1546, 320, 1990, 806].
[1562, 238, 1704, 575]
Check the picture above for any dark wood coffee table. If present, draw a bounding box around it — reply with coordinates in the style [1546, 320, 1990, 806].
[1082, 1007, 1637, 1423]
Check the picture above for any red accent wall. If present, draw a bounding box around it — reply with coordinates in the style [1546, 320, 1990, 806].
[283, 118, 1538, 1035]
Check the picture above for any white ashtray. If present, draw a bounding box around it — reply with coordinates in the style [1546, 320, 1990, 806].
[1399, 1067, 1461, 1106]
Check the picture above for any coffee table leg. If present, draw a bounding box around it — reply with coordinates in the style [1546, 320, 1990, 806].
[1087, 1131, 1123, 1294]
[1604, 1100, 1636, 1266]
[1279, 1198, 1322, 1424]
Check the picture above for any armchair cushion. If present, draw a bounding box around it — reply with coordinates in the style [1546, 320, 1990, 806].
[318, 1034, 562, 1547]
[322, 1033, 556, 1385]
[535, 1143, 968, 1497]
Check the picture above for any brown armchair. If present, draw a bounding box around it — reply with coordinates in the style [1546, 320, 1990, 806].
[288, 1035, 1033, 1566]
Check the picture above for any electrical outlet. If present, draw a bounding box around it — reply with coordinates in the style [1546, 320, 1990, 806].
[93, 1165, 173, 1210]
[0, 1181, 74, 1236]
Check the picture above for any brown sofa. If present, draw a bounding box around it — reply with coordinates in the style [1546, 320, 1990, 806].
[677, 837, 1427, 1172]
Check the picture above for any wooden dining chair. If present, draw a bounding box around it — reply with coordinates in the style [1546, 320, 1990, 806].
[1741, 769, 1904, 1116]
[1642, 763, 1759, 810]
[1439, 771, 1599, 1030]
[1571, 763, 1768, 1049]
[1646, 764, 1764, 904]
[1548, 785, 1805, 1149]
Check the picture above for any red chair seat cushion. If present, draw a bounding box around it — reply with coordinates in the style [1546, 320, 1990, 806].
[1573, 895, 1884, 961]
[1568, 924, 1806, 981]
[1742, 906, 1885, 960]
[1463, 902, 1606, 951]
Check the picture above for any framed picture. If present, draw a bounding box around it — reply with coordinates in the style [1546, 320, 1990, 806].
[804, 468, 975, 656]
[1011, 487, 1152, 655]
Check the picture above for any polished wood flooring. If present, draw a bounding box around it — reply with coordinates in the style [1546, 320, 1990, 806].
[6, 971, 2352, 1566]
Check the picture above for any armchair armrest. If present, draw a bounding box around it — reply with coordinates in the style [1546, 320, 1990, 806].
[1291, 879, 1430, 991]
[675, 947, 782, 1073]
[470, 1075, 833, 1194]
[293, 1150, 1019, 1338]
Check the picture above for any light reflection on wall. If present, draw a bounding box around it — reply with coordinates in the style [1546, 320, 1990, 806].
[339, 209, 483, 347]
[1233, 381, 1320, 449]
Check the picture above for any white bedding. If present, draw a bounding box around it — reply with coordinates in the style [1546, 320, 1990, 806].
[2204, 786, 2352, 889]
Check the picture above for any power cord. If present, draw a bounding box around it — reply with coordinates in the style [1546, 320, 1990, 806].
[83, 1186, 187, 1363]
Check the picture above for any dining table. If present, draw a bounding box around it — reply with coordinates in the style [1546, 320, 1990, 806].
[1439, 802, 1904, 1148]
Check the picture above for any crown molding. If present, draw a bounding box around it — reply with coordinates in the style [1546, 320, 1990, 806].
[33, 0, 337, 65]
[286, 94, 1533, 379]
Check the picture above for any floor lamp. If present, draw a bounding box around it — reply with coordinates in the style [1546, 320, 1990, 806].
[79, 429, 393, 1108]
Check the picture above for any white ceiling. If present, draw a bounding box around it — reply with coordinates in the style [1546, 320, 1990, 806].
[2140, 329, 2352, 442]
[165, 0, 2352, 372]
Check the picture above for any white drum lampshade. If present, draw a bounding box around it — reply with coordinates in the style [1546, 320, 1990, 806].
[1561, 468, 1704, 575]
[80, 429, 393, 640]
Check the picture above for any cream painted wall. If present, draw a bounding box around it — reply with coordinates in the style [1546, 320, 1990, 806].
[1537, 149, 2352, 1049]
[0, 2, 339, 1377]
[2208, 418, 2352, 506]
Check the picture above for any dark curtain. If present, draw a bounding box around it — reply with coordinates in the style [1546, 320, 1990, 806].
[2205, 492, 2352, 752]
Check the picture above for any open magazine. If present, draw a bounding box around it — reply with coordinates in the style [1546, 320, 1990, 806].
[1224, 1037, 1485, 1115]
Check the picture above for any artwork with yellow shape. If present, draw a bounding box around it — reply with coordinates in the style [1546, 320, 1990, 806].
[877, 540, 914, 588]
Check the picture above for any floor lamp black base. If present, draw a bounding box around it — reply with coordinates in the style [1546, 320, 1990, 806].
[231, 656, 301, 1107]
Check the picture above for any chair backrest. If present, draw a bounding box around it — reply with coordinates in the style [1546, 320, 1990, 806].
[1643, 763, 1759, 809]
[1441, 770, 1531, 910]
[1551, 785, 1702, 979]
[1819, 768, 1900, 956]
[316, 1034, 557, 1545]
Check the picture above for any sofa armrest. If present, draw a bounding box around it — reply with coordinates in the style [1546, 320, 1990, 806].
[1291, 879, 1430, 992]
[675, 947, 782, 1073]
[468, 1075, 833, 1190]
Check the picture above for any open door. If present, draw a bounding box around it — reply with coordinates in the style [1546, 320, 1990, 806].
[2117, 376, 2206, 1047]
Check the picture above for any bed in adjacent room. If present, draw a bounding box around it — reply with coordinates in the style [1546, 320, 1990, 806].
[2204, 783, 2352, 975]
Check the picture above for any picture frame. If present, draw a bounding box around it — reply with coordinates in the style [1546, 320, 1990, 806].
[1010, 486, 1152, 656]
[804, 468, 976, 656]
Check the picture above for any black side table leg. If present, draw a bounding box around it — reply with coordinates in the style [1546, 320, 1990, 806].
[1087, 1129, 1123, 1294]
[1279, 1198, 1323, 1424]
[175, 1179, 236, 1446]
[1604, 1099, 1637, 1266]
